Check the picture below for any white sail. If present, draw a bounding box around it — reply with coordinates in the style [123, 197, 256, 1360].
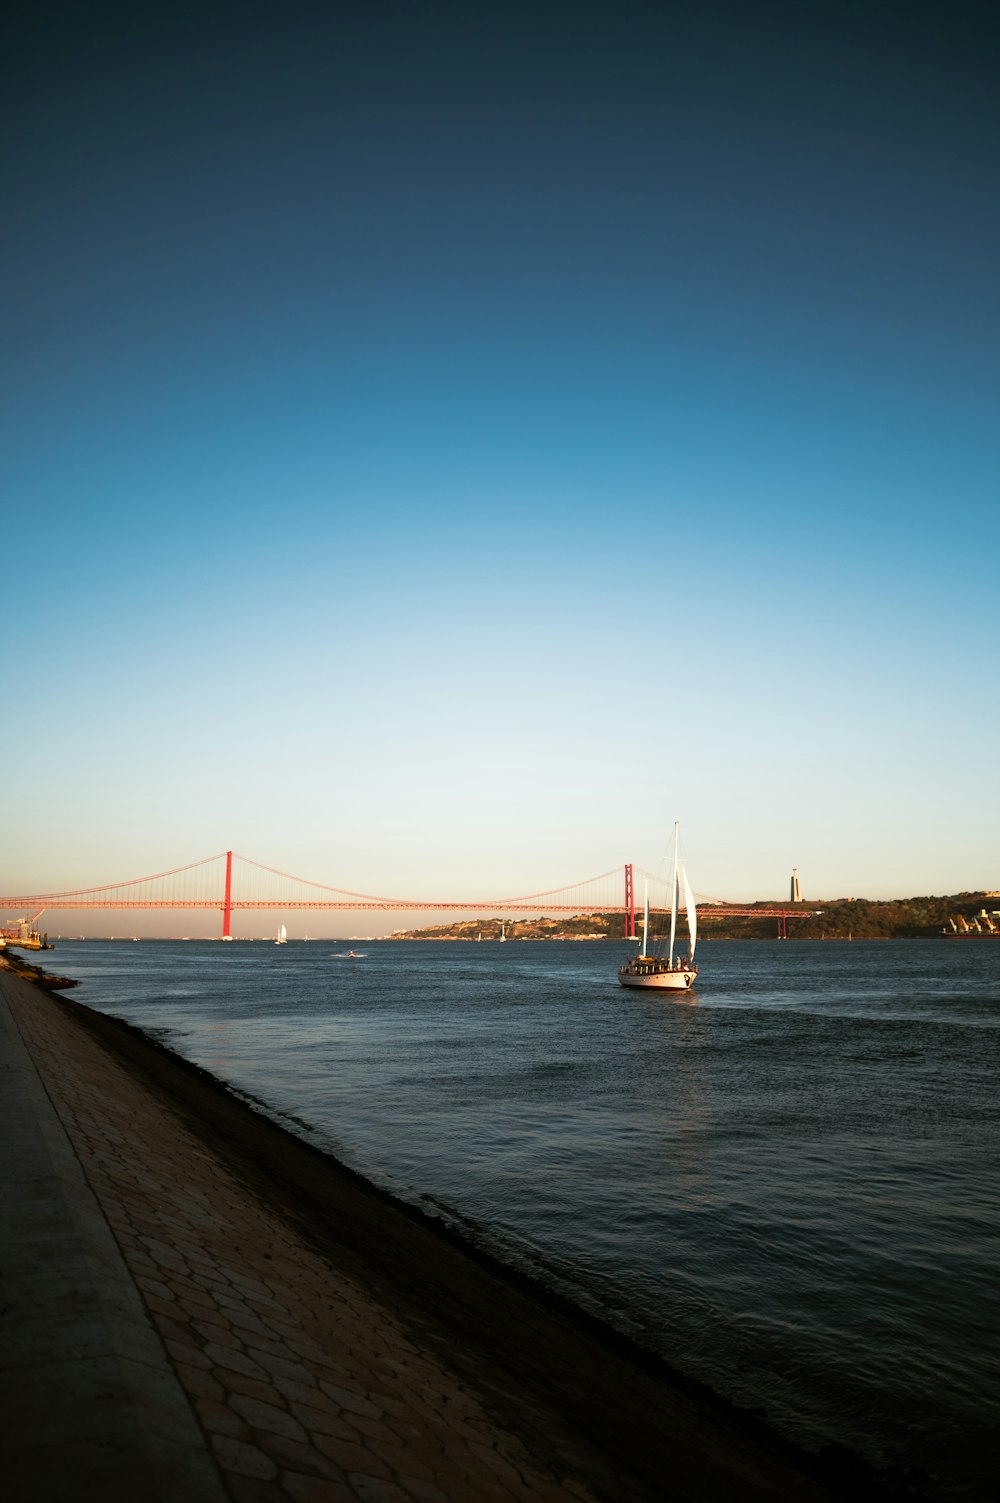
[682, 867, 697, 961]
[668, 822, 679, 962]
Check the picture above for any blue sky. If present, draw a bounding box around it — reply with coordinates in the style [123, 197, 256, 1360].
[2, 1, 997, 928]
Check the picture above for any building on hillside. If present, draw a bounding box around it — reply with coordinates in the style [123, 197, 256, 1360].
[790, 868, 802, 903]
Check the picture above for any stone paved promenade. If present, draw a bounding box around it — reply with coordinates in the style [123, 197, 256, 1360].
[1, 969, 840, 1503]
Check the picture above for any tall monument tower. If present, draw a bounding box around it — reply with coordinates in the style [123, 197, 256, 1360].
[790, 867, 801, 903]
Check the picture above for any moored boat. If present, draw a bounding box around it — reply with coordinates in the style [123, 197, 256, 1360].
[1, 916, 53, 951]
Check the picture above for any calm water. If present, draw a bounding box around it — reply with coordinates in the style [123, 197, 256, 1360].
[45, 938, 999, 1500]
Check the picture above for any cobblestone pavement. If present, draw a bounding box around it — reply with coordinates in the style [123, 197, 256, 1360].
[8, 987, 597, 1503]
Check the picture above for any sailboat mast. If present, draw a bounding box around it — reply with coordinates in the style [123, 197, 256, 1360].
[641, 882, 650, 958]
[668, 821, 679, 962]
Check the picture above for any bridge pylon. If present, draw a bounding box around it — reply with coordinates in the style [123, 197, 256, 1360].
[222, 851, 233, 940]
[624, 864, 636, 939]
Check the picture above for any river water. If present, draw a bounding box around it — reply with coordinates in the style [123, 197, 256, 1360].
[43, 937, 999, 1500]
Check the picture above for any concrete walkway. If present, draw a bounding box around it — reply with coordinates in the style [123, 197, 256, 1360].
[0, 969, 227, 1501]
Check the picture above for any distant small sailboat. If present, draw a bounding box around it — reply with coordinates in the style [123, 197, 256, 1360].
[275, 924, 287, 945]
[618, 823, 698, 992]
[499, 921, 507, 943]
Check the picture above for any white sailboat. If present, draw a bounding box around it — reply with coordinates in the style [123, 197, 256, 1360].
[617, 823, 698, 991]
[499, 921, 506, 943]
[275, 923, 287, 945]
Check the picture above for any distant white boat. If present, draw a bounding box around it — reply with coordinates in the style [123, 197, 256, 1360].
[618, 823, 698, 992]
[275, 924, 287, 945]
[499, 921, 506, 943]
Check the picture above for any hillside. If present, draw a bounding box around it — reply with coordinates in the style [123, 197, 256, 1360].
[388, 893, 1000, 942]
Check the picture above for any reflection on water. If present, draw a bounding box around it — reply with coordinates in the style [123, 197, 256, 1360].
[50, 937, 1000, 1502]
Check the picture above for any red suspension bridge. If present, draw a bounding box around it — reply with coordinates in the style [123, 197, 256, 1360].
[0, 853, 808, 938]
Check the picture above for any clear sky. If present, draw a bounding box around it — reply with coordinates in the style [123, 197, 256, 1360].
[2, 0, 997, 931]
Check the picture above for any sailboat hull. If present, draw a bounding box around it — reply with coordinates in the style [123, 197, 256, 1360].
[618, 965, 696, 991]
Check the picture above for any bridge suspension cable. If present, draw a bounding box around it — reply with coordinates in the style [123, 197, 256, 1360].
[0, 852, 631, 933]
[232, 854, 625, 909]
[0, 854, 230, 911]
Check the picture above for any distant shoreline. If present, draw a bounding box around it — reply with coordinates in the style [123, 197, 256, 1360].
[32, 930, 1000, 945]
[385, 932, 999, 942]
[386, 892, 999, 943]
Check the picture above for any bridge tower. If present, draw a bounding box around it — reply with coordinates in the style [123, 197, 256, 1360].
[222, 851, 233, 940]
[624, 864, 636, 939]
